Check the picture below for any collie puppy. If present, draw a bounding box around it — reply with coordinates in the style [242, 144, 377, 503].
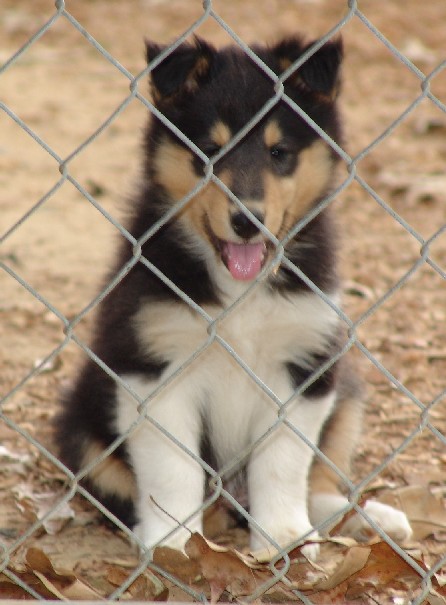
[56, 35, 412, 558]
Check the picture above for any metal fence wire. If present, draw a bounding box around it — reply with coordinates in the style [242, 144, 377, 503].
[1, 0, 446, 603]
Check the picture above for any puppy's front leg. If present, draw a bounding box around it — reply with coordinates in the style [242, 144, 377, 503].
[248, 393, 336, 560]
[130, 423, 204, 551]
[248, 423, 319, 559]
[116, 375, 204, 552]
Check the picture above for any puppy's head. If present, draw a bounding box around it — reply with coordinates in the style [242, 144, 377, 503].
[146, 35, 343, 281]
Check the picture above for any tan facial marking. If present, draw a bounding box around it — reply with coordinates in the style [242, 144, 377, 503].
[264, 120, 283, 148]
[263, 140, 334, 237]
[153, 138, 234, 242]
[210, 121, 231, 148]
[153, 139, 199, 201]
[292, 139, 334, 214]
[184, 168, 234, 242]
[278, 57, 292, 73]
[82, 441, 137, 500]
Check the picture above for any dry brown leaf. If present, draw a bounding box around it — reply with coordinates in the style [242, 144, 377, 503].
[160, 536, 445, 604]
[284, 545, 372, 603]
[376, 485, 446, 541]
[183, 533, 345, 602]
[345, 541, 424, 599]
[13, 484, 74, 535]
[309, 546, 371, 592]
[281, 558, 327, 593]
[428, 593, 446, 605]
[25, 547, 103, 600]
[153, 545, 201, 584]
[282, 540, 441, 603]
[433, 531, 446, 542]
[0, 445, 32, 477]
[429, 573, 446, 605]
[185, 533, 266, 603]
[0, 570, 48, 600]
[107, 566, 168, 601]
[308, 585, 354, 605]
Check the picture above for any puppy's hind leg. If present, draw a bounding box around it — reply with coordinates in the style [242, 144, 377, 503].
[309, 387, 363, 534]
[309, 376, 412, 543]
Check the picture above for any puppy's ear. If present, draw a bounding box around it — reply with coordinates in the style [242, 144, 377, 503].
[146, 36, 215, 102]
[273, 36, 343, 99]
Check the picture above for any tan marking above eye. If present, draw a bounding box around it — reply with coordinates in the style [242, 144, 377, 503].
[210, 121, 231, 148]
[278, 57, 292, 73]
[264, 120, 283, 149]
[153, 138, 199, 201]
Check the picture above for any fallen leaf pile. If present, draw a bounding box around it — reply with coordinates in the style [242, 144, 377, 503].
[2, 526, 445, 603]
[1, 440, 445, 603]
[0, 548, 102, 601]
[1, 482, 445, 602]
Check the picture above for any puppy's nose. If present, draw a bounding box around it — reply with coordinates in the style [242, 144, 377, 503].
[230, 211, 264, 240]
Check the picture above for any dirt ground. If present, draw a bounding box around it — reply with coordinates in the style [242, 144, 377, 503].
[1, 0, 446, 602]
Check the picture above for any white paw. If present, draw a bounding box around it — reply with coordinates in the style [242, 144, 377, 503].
[251, 520, 320, 560]
[341, 500, 412, 543]
[132, 521, 191, 554]
[300, 540, 320, 562]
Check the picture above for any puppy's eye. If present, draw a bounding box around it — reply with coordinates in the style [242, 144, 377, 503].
[202, 143, 222, 158]
[269, 144, 297, 175]
[270, 145, 291, 160]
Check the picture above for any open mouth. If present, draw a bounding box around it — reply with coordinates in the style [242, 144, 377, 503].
[220, 240, 267, 281]
[203, 214, 269, 281]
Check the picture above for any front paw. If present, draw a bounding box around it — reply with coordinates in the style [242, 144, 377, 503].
[132, 521, 192, 554]
[251, 521, 320, 561]
[340, 500, 412, 543]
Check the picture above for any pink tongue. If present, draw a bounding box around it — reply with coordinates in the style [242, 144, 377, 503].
[224, 242, 265, 281]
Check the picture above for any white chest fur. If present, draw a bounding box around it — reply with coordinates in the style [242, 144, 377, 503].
[125, 287, 340, 460]
[134, 287, 339, 368]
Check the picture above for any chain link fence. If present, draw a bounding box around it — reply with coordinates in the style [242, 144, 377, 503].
[1, 0, 446, 602]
